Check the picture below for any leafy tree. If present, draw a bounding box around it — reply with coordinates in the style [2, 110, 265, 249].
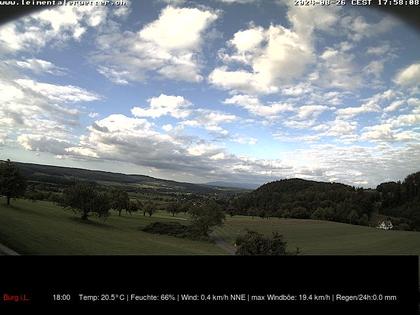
[0, 159, 27, 205]
[235, 230, 290, 255]
[347, 210, 359, 224]
[188, 200, 225, 237]
[109, 188, 129, 216]
[144, 201, 157, 217]
[60, 182, 110, 220]
[128, 199, 141, 214]
[166, 201, 182, 217]
[358, 213, 369, 226]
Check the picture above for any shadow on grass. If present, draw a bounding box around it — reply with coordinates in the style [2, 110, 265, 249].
[1, 202, 49, 218]
[68, 217, 115, 230]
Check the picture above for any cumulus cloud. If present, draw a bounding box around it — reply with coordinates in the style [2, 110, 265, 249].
[336, 89, 395, 118]
[315, 47, 362, 90]
[93, 6, 218, 84]
[315, 118, 358, 138]
[7, 58, 66, 75]
[17, 134, 71, 155]
[14, 79, 100, 103]
[46, 113, 290, 182]
[340, 14, 399, 42]
[0, 5, 113, 53]
[384, 100, 405, 113]
[224, 94, 293, 117]
[295, 105, 328, 120]
[394, 63, 420, 87]
[360, 123, 418, 143]
[210, 24, 314, 94]
[281, 143, 420, 187]
[179, 109, 237, 137]
[0, 62, 100, 145]
[209, 4, 340, 94]
[217, 0, 258, 3]
[132, 94, 192, 119]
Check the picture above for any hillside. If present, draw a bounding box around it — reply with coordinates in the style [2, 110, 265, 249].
[206, 181, 259, 190]
[13, 161, 242, 196]
[230, 175, 420, 231]
[1, 198, 420, 256]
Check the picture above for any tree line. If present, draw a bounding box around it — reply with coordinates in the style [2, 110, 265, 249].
[226, 173, 420, 230]
[1, 159, 419, 231]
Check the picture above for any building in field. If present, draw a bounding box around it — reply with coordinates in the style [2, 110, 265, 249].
[377, 220, 393, 230]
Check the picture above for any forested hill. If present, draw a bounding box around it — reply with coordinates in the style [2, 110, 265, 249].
[230, 173, 420, 230]
[12, 162, 240, 195]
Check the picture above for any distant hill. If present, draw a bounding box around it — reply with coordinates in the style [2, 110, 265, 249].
[231, 175, 420, 231]
[12, 162, 238, 195]
[231, 177, 377, 226]
[206, 181, 259, 190]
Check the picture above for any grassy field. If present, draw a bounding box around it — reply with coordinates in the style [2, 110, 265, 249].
[1, 198, 420, 256]
[214, 216, 420, 255]
[0, 199, 223, 255]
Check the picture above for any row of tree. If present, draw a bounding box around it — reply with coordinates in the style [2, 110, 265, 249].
[60, 182, 160, 220]
[228, 179, 377, 226]
[376, 172, 420, 229]
[227, 172, 420, 230]
[1, 159, 419, 231]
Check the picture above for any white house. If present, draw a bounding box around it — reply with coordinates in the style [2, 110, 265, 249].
[377, 220, 393, 230]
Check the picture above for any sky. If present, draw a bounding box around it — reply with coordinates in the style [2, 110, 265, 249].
[0, 0, 419, 187]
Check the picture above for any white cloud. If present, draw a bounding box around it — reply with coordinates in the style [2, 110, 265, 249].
[384, 100, 405, 113]
[210, 152, 226, 160]
[386, 113, 420, 128]
[162, 124, 174, 132]
[281, 82, 313, 96]
[210, 3, 342, 94]
[281, 143, 420, 187]
[295, 105, 328, 120]
[0, 61, 100, 146]
[229, 26, 265, 53]
[46, 113, 265, 180]
[17, 134, 70, 155]
[14, 79, 100, 103]
[94, 6, 218, 84]
[366, 43, 392, 56]
[97, 66, 130, 85]
[132, 94, 192, 119]
[160, 0, 187, 4]
[341, 15, 398, 42]
[139, 6, 217, 51]
[361, 124, 394, 142]
[210, 24, 314, 94]
[285, 1, 340, 35]
[363, 60, 384, 79]
[179, 109, 237, 136]
[361, 123, 418, 143]
[88, 112, 99, 118]
[394, 63, 420, 87]
[65, 146, 99, 158]
[336, 89, 395, 118]
[317, 118, 358, 137]
[224, 94, 293, 117]
[232, 135, 258, 145]
[0, 6, 109, 53]
[316, 47, 362, 90]
[209, 67, 277, 94]
[9, 58, 66, 75]
[217, 0, 257, 3]
[407, 98, 420, 108]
